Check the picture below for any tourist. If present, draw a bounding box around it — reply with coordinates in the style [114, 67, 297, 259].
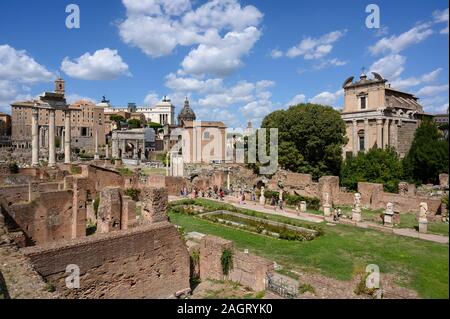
[271, 197, 276, 211]
[279, 199, 284, 211]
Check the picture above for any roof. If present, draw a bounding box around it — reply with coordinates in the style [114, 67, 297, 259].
[183, 121, 226, 128]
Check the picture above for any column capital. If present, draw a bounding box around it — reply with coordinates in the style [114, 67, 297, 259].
[376, 118, 383, 125]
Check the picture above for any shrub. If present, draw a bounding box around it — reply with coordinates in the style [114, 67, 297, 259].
[124, 188, 140, 201]
[8, 162, 19, 174]
[93, 197, 100, 216]
[299, 283, 315, 295]
[221, 249, 234, 276]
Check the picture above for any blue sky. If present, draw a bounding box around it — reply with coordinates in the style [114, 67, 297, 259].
[0, 0, 448, 127]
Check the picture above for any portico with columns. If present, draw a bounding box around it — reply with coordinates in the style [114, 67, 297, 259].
[341, 71, 428, 158]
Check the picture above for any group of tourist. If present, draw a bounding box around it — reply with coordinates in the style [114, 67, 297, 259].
[180, 185, 225, 200]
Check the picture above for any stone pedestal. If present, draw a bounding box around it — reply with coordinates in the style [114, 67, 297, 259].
[418, 218, 428, 234]
[323, 204, 332, 217]
[352, 209, 362, 222]
[94, 154, 100, 160]
[259, 195, 265, 205]
[299, 201, 307, 213]
[384, 213, 394, 227]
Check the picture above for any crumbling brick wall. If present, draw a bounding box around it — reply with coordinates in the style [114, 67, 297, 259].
[22, 222, 190, 299]
[140, 187, 168, 223]
[199, 235, 274, 292]
[6, 190, 76, 245]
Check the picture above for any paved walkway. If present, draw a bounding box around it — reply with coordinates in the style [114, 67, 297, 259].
[169, 195, 449, 244]
[168, 195, 324, 223]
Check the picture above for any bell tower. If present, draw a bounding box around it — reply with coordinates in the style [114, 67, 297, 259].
[55, 77, 65, 96]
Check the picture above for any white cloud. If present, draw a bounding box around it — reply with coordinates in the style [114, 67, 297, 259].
[370, 54, 406, 80]
[0, 45, 54, 112]
[416, 84, 449, 97]
[286, 94, 306, 107]
[309, 89, 344, 107]
[433, 8, 449, 34]
[122, 0, 191, 16]
[118, 0, 263, 77]
[285, 30, 346, 60]
[390, 68, 442, 90]
[313, 58, 347, 70]
[270, 49, 283, 59]
[180, 26, 261, 76]
[61, 48, 130, 80]
[165, 73, 224, 93]
[420, 95, 449, 114]
[369, 23, 433, 55]
[143, 92, 160, 105]
[0, 44, 54, 84]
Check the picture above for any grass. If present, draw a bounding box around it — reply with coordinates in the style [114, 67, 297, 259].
[170, 199, 449, 299]
[397, 213, 449, 236]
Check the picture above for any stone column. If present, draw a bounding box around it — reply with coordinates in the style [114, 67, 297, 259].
[391, 120, 398, 151]
[31, 107, 39, 166]
[64, 110, 71, 164]
[383, 119, 390, 148]
[48, 109, 56, 167]
[364, 119, 369, 153]
[352, 120, 358, 155]
[227, 168, 231, 190]
[376, 119, 383, 149]
[94, 128, 99, 160]
[39, 126, 44, 148]
[105, 143, 109, 159]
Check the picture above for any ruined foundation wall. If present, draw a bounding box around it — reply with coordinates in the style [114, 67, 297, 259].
[199, 235, 274, 292]
[22, 222, 190, 299]
[6, 190, 75, 245]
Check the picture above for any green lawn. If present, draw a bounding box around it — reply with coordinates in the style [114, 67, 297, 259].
[398, 213, 449, 236]
[169, 199, 449, 299]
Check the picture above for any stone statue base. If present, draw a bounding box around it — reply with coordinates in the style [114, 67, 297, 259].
[259, 196, 265, 205]
[384, 212, 394, 227]
[352, 209, 362, 222]
[299, 201, 307, 213]
[94, 154, 100, 160]
[418, 218, 428, 234]
[323, 204, 332, 217]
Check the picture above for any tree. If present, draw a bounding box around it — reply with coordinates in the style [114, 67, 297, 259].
[340, 147, 404, 193]
[127, 119, 141, 129]
[403, 120, 449, 184]
[260, 103, 347, 179]
[110, 114, 125, 126]
[147, 122, 163, 133]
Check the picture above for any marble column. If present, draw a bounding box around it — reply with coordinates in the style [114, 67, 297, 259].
[383, 118, 390, 148]
[376, 119, 383, 149]
[352, 120, 358, 155]
[364, 119, 369, 153]
[64, 110, 71, 164]
[94, 128, 99, 160]
[31, 107, 39, 166]
[48, 109, 56, 167]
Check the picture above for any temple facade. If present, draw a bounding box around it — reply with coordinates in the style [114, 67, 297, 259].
[341, 72, 429, 158]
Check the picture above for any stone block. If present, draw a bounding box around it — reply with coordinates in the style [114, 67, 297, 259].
[141, 187, 168, 224]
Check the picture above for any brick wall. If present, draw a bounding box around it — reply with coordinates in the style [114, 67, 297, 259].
[199, 235, 274, 292]
[22, 222, 190, 298]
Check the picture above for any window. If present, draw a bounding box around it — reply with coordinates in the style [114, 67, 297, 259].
[360, 96, 367, 110]
[203, 131, 210, 139]
[358, 129, 365, 152]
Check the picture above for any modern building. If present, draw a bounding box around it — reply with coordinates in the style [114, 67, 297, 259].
[10, 78, 105, 152]
[341, 72, 429, 158]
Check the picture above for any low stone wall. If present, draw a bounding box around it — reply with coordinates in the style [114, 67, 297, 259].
[22, 222, 190, 299]
[199, 235, 274, 292]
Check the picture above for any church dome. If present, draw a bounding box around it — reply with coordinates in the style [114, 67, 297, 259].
[177, 97, 196, 125]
